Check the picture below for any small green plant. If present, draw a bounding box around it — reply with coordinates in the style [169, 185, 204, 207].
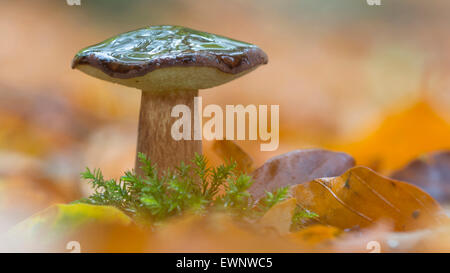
[253, 186, 290, 217]
[77, 153, 293, 225]
[290, 206, 319, 232]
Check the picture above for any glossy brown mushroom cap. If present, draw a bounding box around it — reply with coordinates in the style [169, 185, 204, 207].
[72, 25, 268, 91]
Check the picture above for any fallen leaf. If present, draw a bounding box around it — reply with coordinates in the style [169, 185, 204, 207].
[249, 149, 355, 200]
[391, 150, 450, 203]
[294, 166, 445, 231]
[259, 198, 297, 235]
[212, 140, 254, 173]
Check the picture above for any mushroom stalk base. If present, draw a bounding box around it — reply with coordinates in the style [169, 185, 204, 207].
[135, 89, 201, 176]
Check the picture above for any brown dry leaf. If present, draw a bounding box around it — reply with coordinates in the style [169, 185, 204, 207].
[259, 198, 297, 235]
[212, 140, 254, 173]
[249, 149, 355, 200]
[334, 101, 450, 173]
[288, 225, 341, 246]
[294, 166, 445, 231]
[391, 150, 450, 203]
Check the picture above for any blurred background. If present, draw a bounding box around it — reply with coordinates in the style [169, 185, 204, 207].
[0, 0, 449, 231]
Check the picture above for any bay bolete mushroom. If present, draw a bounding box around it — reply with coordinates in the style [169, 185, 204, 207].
[72, 25, 268, 174]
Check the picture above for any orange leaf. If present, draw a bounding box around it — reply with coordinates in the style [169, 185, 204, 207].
[333, 101, 450, 173]
[294, 166, 446, 231]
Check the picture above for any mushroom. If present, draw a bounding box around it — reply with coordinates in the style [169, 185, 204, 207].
[72, 25, 268, 175]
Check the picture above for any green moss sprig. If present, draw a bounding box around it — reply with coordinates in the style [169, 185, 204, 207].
[76, 153, 294, 225]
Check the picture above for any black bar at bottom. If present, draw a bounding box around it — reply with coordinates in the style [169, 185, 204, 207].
[0, 253, 444, 272]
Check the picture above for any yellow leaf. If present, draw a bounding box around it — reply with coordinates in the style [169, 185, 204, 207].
[11, 203, 132, 239]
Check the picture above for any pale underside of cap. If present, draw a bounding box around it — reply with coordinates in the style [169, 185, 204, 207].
[76, 65, 256, 92]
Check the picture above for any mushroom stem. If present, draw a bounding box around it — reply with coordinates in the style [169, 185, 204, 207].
[135, 89, 201, 176]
